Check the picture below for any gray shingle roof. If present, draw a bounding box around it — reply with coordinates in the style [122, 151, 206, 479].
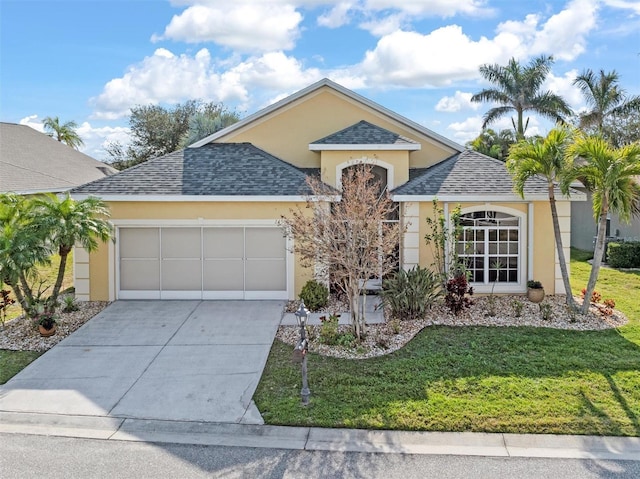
[393, 149, 572, 197]
[71, 143, 313, 196]
[311, 120, 419, 146]
[0, 122, 117, 193]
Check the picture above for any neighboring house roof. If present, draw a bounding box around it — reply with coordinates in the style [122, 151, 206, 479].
[392, 149, 585, 201]
[190, 78, 463, 152]
[0, 122, 116, 194]
[72, 143, 313, 197]
[309, 120, 420, 150]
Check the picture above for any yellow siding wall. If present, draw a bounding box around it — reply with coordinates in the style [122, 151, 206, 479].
[217, 87, 456, 169]
[88, 201, 312, 301]
[413, 200, 559, 295]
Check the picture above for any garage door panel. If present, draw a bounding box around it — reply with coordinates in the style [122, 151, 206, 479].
[120, 260, 160, 290]
[120, 228, 159, 259]
[118, 226, 287, 299]
[203, 260, 243, 290]
[162, 260, 202, 290]
[204, 228, 243, 258]
[245, 259, 286, 291]
[246, 228, 285, 259]
[162, 228, 201, 259]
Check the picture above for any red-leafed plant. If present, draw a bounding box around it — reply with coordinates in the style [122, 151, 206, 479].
[445, 273, 474, 316]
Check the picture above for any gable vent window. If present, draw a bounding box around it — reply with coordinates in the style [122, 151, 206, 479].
[457, 211, 521, 285]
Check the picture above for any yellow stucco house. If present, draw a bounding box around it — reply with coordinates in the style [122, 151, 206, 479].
[71, 79, 583, 302]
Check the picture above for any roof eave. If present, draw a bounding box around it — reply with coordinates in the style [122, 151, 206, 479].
[308, 143, 421, 151]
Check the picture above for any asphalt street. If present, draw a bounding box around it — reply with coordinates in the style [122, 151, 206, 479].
[2, 433, 639, 479]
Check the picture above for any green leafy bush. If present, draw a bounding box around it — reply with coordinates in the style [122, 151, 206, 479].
[319, 314, 340, 345]
[299, 280, 329, 311]
[607, 242, 640, 268]
[380, 266, 442, 320]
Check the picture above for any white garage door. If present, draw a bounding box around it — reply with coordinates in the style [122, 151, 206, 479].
[118, 226, 287, 300]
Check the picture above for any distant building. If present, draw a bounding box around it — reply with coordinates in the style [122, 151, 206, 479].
[0, 122, 116, 194]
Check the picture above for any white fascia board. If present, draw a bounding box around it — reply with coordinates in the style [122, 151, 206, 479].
[392, 193, 587, 202]
[308, 143, 421, 151]
[70, 194, 311, 202]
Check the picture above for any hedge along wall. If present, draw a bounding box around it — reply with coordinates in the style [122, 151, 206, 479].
[607, 241, 640, 268]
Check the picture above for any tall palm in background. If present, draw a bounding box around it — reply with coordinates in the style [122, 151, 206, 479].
[507, 127, 577, 309]
[472, 55, 573, 140]
[565, 135, 640, 314]
[43, 116, 84, 149]
[573, 69, 640, 137]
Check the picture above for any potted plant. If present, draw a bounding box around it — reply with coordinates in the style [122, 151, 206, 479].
[526, 280, 545, 303]
[36, 312, 57, 337]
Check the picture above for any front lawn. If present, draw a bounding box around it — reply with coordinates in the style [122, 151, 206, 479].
[0, 350, 41, 384]
[254, 249, 640, 436]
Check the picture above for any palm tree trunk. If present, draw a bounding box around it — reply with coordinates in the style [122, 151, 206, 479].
[548, 185, 577, 309]
[51, 248, 70, 305]
[582, 206, 608, 314]
[517, 108, 525, 139]
[5, 279, 28, 312]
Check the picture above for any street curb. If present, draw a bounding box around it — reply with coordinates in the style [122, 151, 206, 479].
[1, 411, 639, 460]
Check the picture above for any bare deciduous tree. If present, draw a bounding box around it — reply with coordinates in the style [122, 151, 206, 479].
[281, 164, 405, 340]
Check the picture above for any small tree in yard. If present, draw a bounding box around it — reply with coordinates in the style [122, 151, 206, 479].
[32, 193, 113, 309]
[0, 193, 113, 316]
[281, 164, 405, 340]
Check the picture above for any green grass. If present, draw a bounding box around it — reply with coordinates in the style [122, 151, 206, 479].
[0, 349, 41, 384]
[254, 248, 640, 436]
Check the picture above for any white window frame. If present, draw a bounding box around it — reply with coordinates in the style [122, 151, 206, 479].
[450, 205, 527, 294]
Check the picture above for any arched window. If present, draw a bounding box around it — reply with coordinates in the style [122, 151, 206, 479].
[456, 210, 523, 286]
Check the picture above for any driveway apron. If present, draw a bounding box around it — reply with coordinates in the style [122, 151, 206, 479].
[0, 301, 284, 424]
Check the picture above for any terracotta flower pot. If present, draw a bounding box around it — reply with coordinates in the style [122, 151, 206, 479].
[527, 287, 545, 304]
[38, 324, 56, 337]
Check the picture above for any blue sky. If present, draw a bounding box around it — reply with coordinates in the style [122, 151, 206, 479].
[1, 0, 639, 160]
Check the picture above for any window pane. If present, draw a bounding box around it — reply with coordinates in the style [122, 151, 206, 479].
[499, 230, 508, 241]
[489, 230, 497, 241]
[508, 270, 518, 282]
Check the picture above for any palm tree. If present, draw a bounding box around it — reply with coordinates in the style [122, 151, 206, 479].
[32, 194, 113, 307]
[42, 116, 84, 149]
[467, 128, 516, 161]
[472, 55, 573, 139]
[573, 69, 640, 135]
[0, 194, 50, 311]
[507, 127, 577, 309]
[566, 135, 640, 314]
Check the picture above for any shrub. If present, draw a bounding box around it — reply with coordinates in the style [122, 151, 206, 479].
[0, 289, 16, 327]
[380, 266, 442, 320]
[299, 280, 329, 311]
[527, 280, 543, 289]
[607, 241, 640, 268]
[512, 299, 524, 317]
[62, 295, 79, 313]
[444, 273, 474, 316]
[581, 288, 601, 304]
[319, 314, 340, 345]
[539, 302, 552, 321]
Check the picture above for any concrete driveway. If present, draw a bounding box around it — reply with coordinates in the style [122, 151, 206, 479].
[0, 301, 284, 424]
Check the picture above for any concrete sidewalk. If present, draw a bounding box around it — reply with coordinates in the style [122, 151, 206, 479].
[1, 411, 638, 460]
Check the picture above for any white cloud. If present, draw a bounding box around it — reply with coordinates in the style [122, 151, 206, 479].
[603, 0, 640, 15]
[153, 2, 303, 52]
[358, 26, 518, 87]
[318, 2, 353, 28]
[19, 115, 130, 161]
[435, 91, 480, 112]
[91, 49, 322, 120]
[76, 122, 131, 160]
[19, 115, 45, 133]
[353, 0, 598, 88]
[543, 69, 584, 112]
[447, 115, 540, 143]
[359, 13, 404, 36]
[363, 0, 491, 17]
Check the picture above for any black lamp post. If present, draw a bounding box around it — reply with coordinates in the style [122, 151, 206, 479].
[294, 301, 310, 406]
